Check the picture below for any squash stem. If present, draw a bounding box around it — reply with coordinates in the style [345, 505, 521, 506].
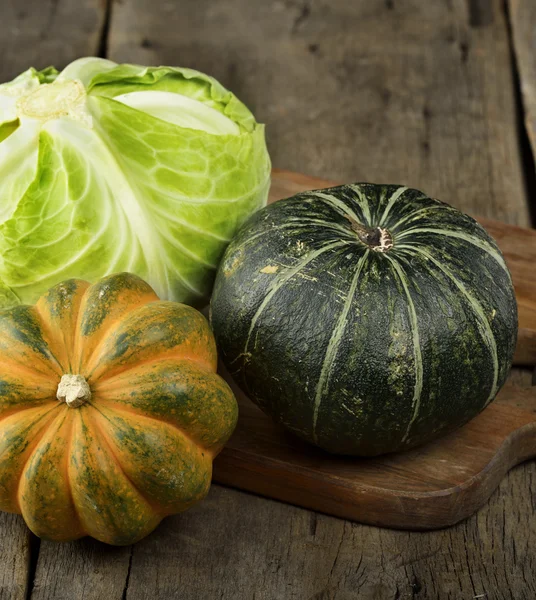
[347, 218, 393, 253]
[56, 374, 91, 408]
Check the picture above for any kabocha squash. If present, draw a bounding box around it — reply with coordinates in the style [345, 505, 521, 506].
[0, 272, 237, 545]
[210, 184, 518, 456]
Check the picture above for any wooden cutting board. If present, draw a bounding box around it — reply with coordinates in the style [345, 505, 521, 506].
[212, 170, 536, 530]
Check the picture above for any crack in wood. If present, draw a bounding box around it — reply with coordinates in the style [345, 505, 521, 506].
[291, 2, 310, 34]
[121, 546, 134, 600]
[98, 0, 113, 58]
[504, 0, 536, 227]
[24, 534, 40, 600]
[40, 0, 59, 40]
[468, 0, 494, 28]
[459, 40, 469, 63]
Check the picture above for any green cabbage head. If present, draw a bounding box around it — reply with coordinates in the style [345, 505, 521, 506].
[0, 57, 271, 307]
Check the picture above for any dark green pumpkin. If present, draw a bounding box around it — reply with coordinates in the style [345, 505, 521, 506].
[210, 184, 518, 456]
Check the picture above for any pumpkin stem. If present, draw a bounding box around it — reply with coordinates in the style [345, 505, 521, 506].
[57, 374, 91, 408]
[347, 218, 393, 253]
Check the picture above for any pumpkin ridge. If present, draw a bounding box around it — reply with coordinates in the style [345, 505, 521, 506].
[388, 204, 457, 233]
[82, 300, 217, 380]
[74, 299, 160, 375]
[312, 249, 370, 443]
[242, 239, 351, 362]
[385, 255, 424, 444]
[396, 228, 510, 278]
[89, 408, 212, 519]
[281, 219, 355, 239]
[71, 280, 94, 372]
[63, 411, 84, 537]
[87, 353, 214, 385]
[400, 245, 499, 406]
[238, 220, 355, 248]
[92, 356, 215, 391]
[346, 185, 373, 223]
[88, 400, 215, 516]
[72, 273, 160, 373]
[87, 408, 165, 516]
[0, 362, 57, 387]
[34, 279, 91, 373]
[0, 306, 64, 377]
[309, 191, 365, 224]
[75, 298, 146, 373]
[17, 408, 86, 541]
[0, 401, 59, 427]
[91, 397, 214, 458]
[15, 405, 68, 512]
[68, 409, 162, 544]
[0, 356, 59, 382]
[0, 405, 62, 512]
[32, 307, 68, 373]
[377, 186, 409, 226]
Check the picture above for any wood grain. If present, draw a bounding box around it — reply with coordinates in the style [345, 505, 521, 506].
[30, 540, 131, 600]
[32, 474, 536, 600]
[509, 0, 536, 176]
[0, 0, 107, 82]
[0, 514, 31, 600]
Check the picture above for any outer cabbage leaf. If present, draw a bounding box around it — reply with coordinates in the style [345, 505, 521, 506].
[0, 58, 271, 307]
[85, 61, 256, 133]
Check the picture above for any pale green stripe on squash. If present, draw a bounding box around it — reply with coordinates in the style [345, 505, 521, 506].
[312, 250, 370, 442]
[378, 186, 408, 226]
[388, 205, 456, 232]
[308, 192, 363, 224]
[385, 255, 424, 443]
[397, 244, 499, 407]
[394, 228, 510, 277]
[346, 185, 373, 223]
[243, 240, 350, 356]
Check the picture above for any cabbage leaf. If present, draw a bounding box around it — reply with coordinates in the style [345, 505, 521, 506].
[0, 58, 271, 306]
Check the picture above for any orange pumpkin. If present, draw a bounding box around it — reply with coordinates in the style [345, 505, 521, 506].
[0, 272, 237, 545]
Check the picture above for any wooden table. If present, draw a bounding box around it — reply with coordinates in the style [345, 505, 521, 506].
[1, 1, 536, 598]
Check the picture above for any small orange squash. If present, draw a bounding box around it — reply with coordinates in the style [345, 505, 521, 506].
[0, 272, 237, 545]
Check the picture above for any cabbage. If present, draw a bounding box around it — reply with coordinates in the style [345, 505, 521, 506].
[0, 57, 271, 307]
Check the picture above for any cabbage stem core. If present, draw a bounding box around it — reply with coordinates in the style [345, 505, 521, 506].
[16, 79, 92, 127]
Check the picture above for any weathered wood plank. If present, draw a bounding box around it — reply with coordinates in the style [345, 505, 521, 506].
[109, 0, 530, 225]
[0, 514, 31, 600]
[36, 470, 534, 600]
[0, 0, 106, 82]
[509, 0, 536, 179]
[31, 540, 131, 600]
